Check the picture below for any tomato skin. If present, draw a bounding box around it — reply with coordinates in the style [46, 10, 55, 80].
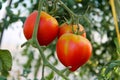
[58, 23, 86, 38]
[56, 33, 92, 71]
[23, 11, 59, 46]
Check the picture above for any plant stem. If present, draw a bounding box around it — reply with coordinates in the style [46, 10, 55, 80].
[34, 55, 41, 79]
[58, 0, 75, 17]
[30, 0, 69, 80]
[32, 0, 44, 40]
[58, 0, 81, 18]
[110, 0, 120, 44]
[0, 0, 12, 47]
[31, 0, 47, 62]
[41, 65, 45, 80]
[36, 40, 69, 80]
[46, 62, 69, 80]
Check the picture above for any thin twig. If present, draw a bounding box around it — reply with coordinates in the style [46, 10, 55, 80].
[41, 65, 45, 80]
[0, 0, 12, 47]
[58, 0, 81, 18]
[110, 0, 120, 44]
[30, 0, 69, 79]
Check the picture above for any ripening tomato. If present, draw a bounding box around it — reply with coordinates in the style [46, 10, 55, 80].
[56, 33, 92, 71]
[58, 23, 86, 38]
[23, 11, 59, 46]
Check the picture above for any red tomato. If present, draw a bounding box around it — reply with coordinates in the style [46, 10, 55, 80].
[56, 33, 92, 71]
[58, 23, 86, 38]
[23, 11, 59, 46]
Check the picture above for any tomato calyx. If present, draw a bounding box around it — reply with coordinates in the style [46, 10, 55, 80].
[78, 29, 86, 35]
[73, 24, 86, 36]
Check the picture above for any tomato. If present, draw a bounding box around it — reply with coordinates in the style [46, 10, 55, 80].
[23, 11, 59, 46]
[56, 33, 92, 71]
[58, 23, 86, 38]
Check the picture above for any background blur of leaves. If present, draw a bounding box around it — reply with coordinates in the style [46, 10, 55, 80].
[0, 0, 120, 80]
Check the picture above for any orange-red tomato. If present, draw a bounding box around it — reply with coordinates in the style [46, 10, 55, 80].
[58, 23, 86, 38]
[56, 33, 92, 71]
[23, 11, 59, 46]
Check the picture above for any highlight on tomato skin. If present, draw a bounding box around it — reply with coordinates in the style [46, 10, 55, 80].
[58, 23, 86, 38]
[23, 11, 59, 46]
[56, 33, 92, 71]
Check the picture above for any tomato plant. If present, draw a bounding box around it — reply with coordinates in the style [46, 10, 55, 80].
[23, 11, 59, 46]
[58, 23, 86, 38]
[56, 33, 92, 71]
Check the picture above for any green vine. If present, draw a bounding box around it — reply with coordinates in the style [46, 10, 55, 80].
[22, 0, 71, 80]
[22, 0, 91, 79]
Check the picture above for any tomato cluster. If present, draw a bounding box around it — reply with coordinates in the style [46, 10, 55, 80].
[56, 23, 92, 71]
[23, 11, 92, 72]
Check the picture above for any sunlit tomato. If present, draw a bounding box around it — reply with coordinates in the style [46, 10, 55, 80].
[23, 11, 59, 46]
[58, 23, 86, 38]
[56, 33, 92, 71]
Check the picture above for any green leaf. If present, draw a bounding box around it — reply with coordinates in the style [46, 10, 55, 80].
[0, 49, 12, 71]
[46, 71, 54, 80]
[23, 3, 26, 7]
[0, 2, 2, 9]
[31, 0, 34, 3]
[0, 76, 6, 80]
[105, 60, 120, 75]
[18, 0, 24, 3]
[19, 17, 26, 23]
[1, 70, 9, 77]
[14, 2, 19, 8]
[2, 0, 7, 2]
[6, 7, 13, 16]
[2, 19, 9, 29]
[114, 38, 120, 53]
[0, 60, 3, 71]
[10, 16, 18, 23]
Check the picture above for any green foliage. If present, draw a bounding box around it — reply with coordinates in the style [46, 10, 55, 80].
[0, 49, 12, 77]
[98, 60, 120, 80]
[114, 38, 120, 53]
[105, 60, 120, 75]
[0, 76, 6, 80]
[2, 0, 7, 2]
[0, 2, 2, 9]
[45, 71, 54, 80]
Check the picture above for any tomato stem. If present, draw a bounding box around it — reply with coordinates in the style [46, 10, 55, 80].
[45, 62, 69, 80]
[58, 0, 85, 35]
[49, 0, 58, 15]
[58, 0, 80, 18]
[34, 37, 69, 80]
[76, 18, 80, 35]
[32, 0, 43, 40]
[30, 0, 69, 80]
[41, 65, 45, 80]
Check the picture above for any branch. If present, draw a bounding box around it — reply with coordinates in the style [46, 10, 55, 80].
[110, 0, 120, 44]
[0, 0, 12, 47]
[29, 0, 69, 80]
